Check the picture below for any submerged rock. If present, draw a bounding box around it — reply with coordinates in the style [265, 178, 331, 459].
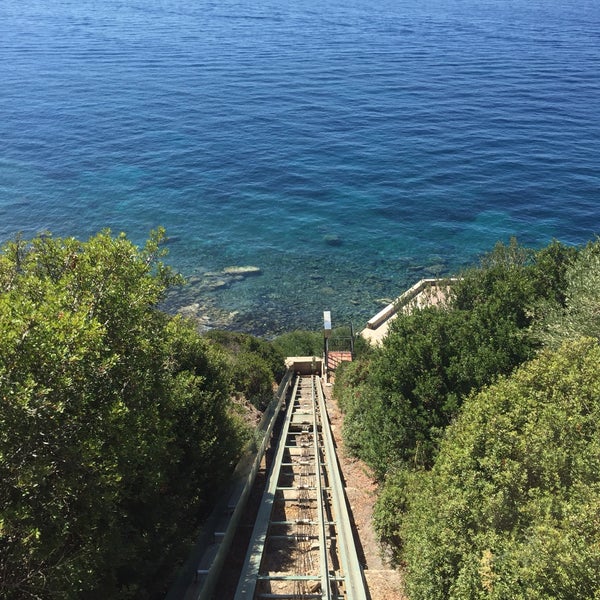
[320, 286, 336, 295]
[425, 263, 447, 276]
[323, 234, 342, 247]
[375, 297, 394, 306]
[178, 303, 200, 318]
[207, 278, 228, 290]
[222, 265, 262, 276]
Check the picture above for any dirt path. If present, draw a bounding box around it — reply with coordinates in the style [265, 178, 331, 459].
[322, 379, 406, 600]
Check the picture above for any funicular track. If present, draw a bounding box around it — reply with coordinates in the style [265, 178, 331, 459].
[234, 375, 367, 600]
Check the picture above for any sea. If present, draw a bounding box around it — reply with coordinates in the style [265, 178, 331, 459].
[1, 0, 599, 336]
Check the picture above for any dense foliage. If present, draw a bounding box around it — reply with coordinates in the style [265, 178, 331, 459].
[535, 239, 600, 347]
[272, 329, 323, 357]
[204, 330, 285, 410]
[334, 237, 600, 598]
[402, 338, 600, 599]
[0, 230, 248, 599]
[335, 239, 575, 476]
[273, 326, 370, 361]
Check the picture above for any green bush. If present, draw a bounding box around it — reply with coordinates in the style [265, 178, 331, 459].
[335, 239, 575, 477]
[333, 359, 385, 467]
[204, 329, 285, 382]
[401, 338, 600, 599]
[204, 330, 285, 410]
[0, 230, 247, 599]
[339, 299, 537, 475]
[535, 238, 600, 347]
[372, 466, 415, 566]
[272, 329, 323, 357]
[231, 351, 277, 410]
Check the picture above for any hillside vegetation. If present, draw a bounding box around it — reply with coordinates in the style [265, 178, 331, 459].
[3, 229, 598, 599]
[0, 230, 274, 599]
[334, 237, 600, 598]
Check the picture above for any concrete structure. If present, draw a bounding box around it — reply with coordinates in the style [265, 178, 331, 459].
[361, 278, 457, 345]
[284, 356, 323, 375]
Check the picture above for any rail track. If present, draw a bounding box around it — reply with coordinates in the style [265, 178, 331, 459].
[233, 374, 367, 600]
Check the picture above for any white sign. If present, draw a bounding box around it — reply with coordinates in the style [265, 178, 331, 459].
[323, 311, 332, 337]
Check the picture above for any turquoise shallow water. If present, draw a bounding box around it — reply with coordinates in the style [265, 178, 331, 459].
[1, 0, 599, 335]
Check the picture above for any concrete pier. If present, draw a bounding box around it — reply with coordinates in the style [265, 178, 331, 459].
[361, 278, 457, 345]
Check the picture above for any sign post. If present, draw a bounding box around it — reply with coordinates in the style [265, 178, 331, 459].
[323, 311, 331, 382]
[323, 311, 332, 338]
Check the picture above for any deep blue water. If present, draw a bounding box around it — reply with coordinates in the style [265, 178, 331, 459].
[1, 0, 599, 335]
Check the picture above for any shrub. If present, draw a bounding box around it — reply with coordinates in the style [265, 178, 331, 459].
[272, 329, 323, 357]
[401, 338, 600, 600]
[231, 351, 276, 410]
[204, 330, 285, 410]
[0, 230, 247, 599]
[535, 237, 600, 347]
[335, 239, 575, 477]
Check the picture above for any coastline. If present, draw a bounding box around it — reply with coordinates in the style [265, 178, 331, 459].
[161, 263, 456, 338]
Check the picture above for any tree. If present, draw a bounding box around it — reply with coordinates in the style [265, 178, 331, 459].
[0, 230, 246, 599]
[335, 239, 576, 477]
[401, 338, 600, 600]
[535, 238, 600, 347]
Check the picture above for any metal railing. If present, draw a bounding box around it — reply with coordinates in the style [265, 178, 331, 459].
[166, 369, 295, 600]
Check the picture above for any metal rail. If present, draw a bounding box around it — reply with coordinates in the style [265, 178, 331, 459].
[167, 369, 295, 600]
[315, 378, 366, 600]
[311, 377, 331, 599]
[233, 375, 368, 600]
